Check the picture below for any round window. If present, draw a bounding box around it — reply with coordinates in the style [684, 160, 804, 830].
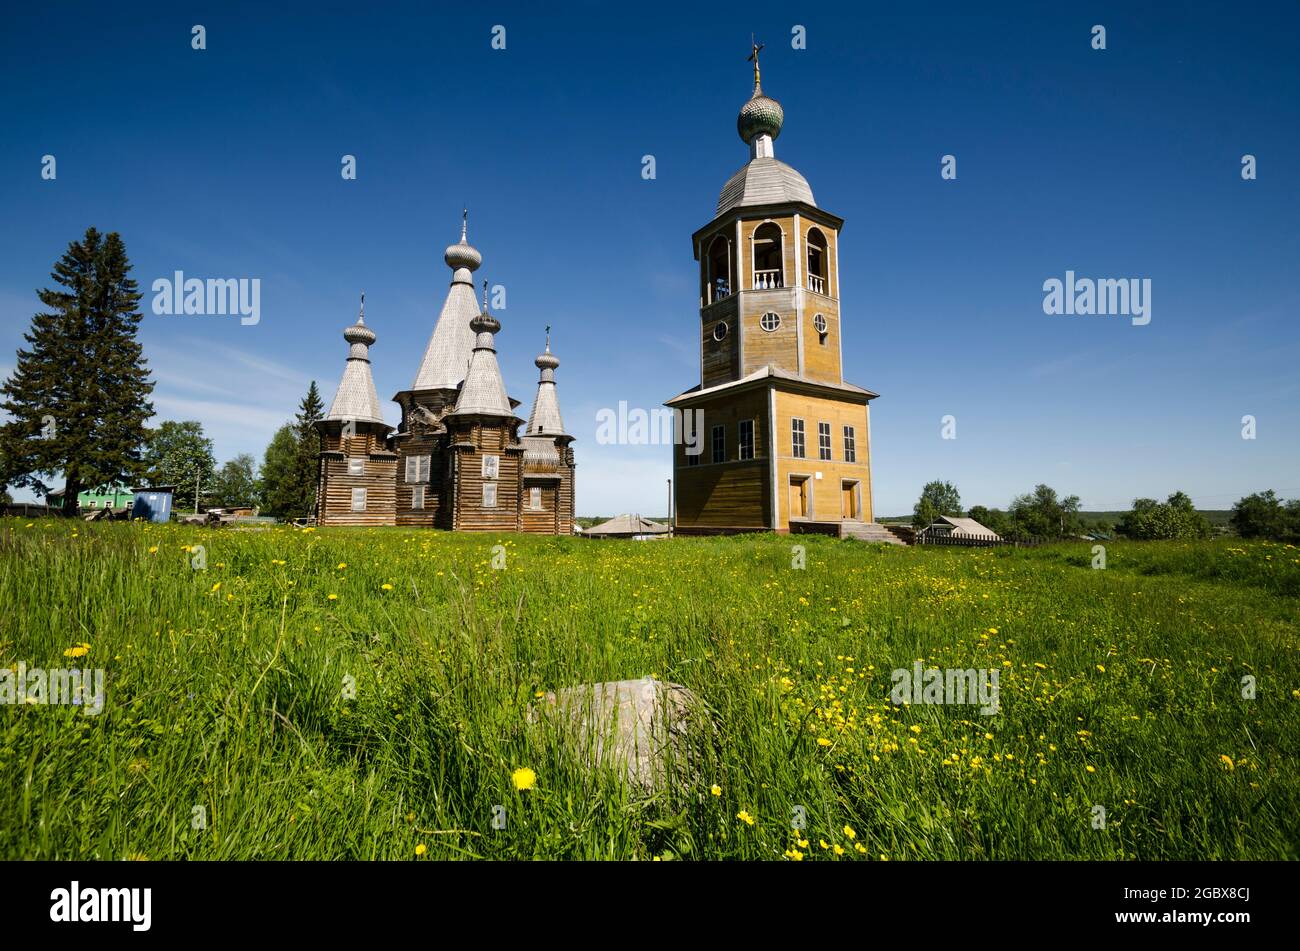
[713, 321, 728, 341]
[760, 311, 781, 332]
[812, 313, 827, 335]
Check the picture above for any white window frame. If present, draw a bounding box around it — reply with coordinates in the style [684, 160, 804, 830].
[843, 425, 857, 463]
[482, 454, 500, 479]
[351, 487, 367, 512]
[348, 457, 365, 476]
[791, 418, 806, 459]
[482, 482, 497, 508]
[411, 485, 425, 510]
[529, 486, 542, 510]
[759, 311, 781, 332]
[818, 422, 832, 461]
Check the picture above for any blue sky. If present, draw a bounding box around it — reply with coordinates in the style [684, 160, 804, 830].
[2, 1, 1297, 515]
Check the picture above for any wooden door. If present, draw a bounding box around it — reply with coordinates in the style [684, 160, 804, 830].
[789, 477, 808, 519]
[841, 481, 858, 520]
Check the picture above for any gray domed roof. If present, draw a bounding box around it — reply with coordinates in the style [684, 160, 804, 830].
[716, 156, 815, 216]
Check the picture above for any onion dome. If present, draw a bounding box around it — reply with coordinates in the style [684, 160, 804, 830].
[343, 294, 376, 348]
[535, 333, 559, 372]
[738, 89, 784, 144]
[470, 281, 500, 338]
[444, 208, 482, 272]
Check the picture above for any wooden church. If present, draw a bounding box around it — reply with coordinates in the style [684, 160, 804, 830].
[666, 47, 882, 536]
[314, 218, 576, 532]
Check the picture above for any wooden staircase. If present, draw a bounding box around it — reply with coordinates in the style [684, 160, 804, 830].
[839, 520, 909, 545]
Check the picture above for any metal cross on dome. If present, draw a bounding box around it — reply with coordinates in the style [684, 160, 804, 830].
[748, 35, 764, 87]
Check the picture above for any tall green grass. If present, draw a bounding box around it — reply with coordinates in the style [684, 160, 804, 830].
[1, 519, 1297, 860]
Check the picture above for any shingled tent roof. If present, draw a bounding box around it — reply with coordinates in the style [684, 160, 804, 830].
[582, 514, 670, 537]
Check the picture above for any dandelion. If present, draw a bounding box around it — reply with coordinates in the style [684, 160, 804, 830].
[909, 724, 922, 734]
[736, 810, 755, 826]
[1085, 765, 1096, 773]
[816, 737, 832, 747]
[512, 767, 537, 791]
[1096, 664, 1106, 673]
[710, 784, 722, 797]
[843, 825, 856, 840]
[63, 643, 90, 659]
[414, 844, 427, 856]
[1218, 754, 1235, 772]
[327, 593, 338, 601]
[211, 582, 221, 593]
[148, 546, 159, 554]
[381, 583, 393, 591]
[337, 562, 347, 570]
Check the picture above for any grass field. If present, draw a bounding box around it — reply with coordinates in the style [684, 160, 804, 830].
[2, 519, 1297, 860]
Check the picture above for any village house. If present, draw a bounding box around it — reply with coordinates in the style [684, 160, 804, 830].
[314, 217, 576, 533]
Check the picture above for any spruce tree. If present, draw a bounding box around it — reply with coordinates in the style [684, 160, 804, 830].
[0, 228, 154, 513]
[293, 381, 325, 516]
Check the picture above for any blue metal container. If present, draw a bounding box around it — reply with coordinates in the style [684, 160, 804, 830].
[131, 486, 175, 523]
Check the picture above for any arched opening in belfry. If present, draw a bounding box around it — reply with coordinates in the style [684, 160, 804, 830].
[751, 222, 784, 289]
[806, 227, 828, 295]
[706, 234, 731, 303]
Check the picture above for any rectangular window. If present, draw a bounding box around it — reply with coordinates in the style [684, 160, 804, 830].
[483, 483, 497, 508]
[348, 457, 365, 476]
[738, 419, 755, 460]
[843, 426, 857, 463]
[818, 422, 832, 460]
[351, 487, 367, 512]
[411, 485, 425, 510]
[482, 454, 500, 479]
[529, 486, 542, 510]
[405, 454, 430, 483]
[711, 424, 725, 464]
[791, 418, 805, 459]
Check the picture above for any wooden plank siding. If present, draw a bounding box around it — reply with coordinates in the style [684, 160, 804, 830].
[673, 386, 771, 530]
[773, 389, 872, 528]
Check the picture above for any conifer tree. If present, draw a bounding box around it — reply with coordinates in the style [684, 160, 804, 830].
[0, 228, 155, 513]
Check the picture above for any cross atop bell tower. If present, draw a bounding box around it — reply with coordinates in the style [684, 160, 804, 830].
[748, 36, 764, 91]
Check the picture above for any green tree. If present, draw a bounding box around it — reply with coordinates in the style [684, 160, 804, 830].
[1118, 491, 1209, 539]
[209, 454, 259, 508]
[259, 424, 301, 517]
[142, 420, 216, 512]
[912, 480, 961, 528]
[966, 505, 1010, 536]
[0, 228, 155, 514]
[292, 381, 324, 516]
[1230, 490, 1294, 539]
[1008, 484, 1082, 539]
